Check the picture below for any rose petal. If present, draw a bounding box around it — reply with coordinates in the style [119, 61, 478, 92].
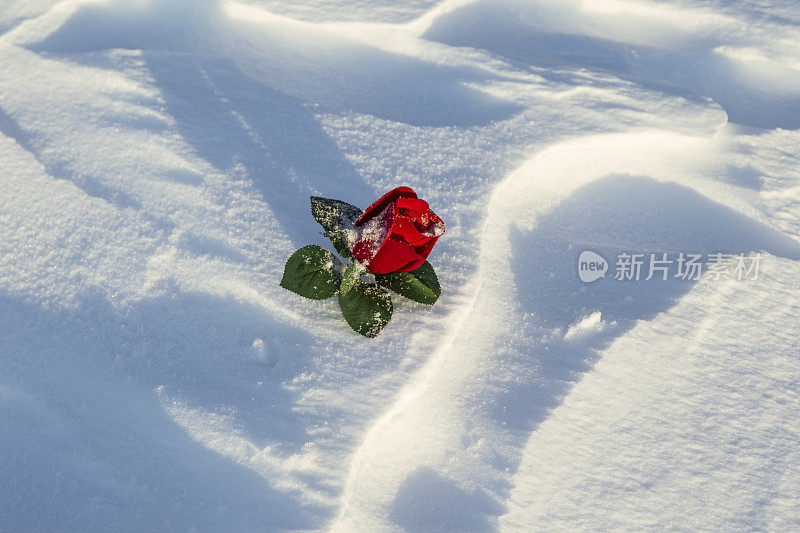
[396, 197, 429, 214]
[355, 186, 416, 227]
[392, 214, 433, 246]
[350, 201, 395, 259]
[367, 237, 424, 274]
[397, 198, 445, 232]
[350, 240, 373, 263]
[408, 212, 445, 238]
[421, 211, 445, 237]
[412, 236, 439, 262]
[399, 254, 427, 272]
[396, 236, 439, 272]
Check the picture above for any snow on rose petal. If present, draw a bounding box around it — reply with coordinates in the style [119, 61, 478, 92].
[350, 186, 444, 275]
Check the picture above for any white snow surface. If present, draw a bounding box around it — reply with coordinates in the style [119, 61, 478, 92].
[1, 0, 799, 530]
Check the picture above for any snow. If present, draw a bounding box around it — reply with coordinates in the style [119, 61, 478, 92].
[1, 0, 799, 530]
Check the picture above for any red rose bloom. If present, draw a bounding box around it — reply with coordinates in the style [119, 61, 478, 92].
[350, 186, 445, 274]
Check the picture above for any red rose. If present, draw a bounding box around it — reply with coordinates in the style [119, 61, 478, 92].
[350, 186, 445, 274]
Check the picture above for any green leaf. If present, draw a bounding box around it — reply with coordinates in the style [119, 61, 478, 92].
[310, 196, 362, 258]
[376, 260, 441, 305]
[340, 262, 365, 297]
[280, 245, 342, 300]
[338, 282, 393, 338]
[310, 196, 362, 232]
[322, 230, 352, 259]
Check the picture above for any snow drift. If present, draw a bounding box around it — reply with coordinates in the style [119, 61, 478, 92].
[1, 0, 799, 530]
